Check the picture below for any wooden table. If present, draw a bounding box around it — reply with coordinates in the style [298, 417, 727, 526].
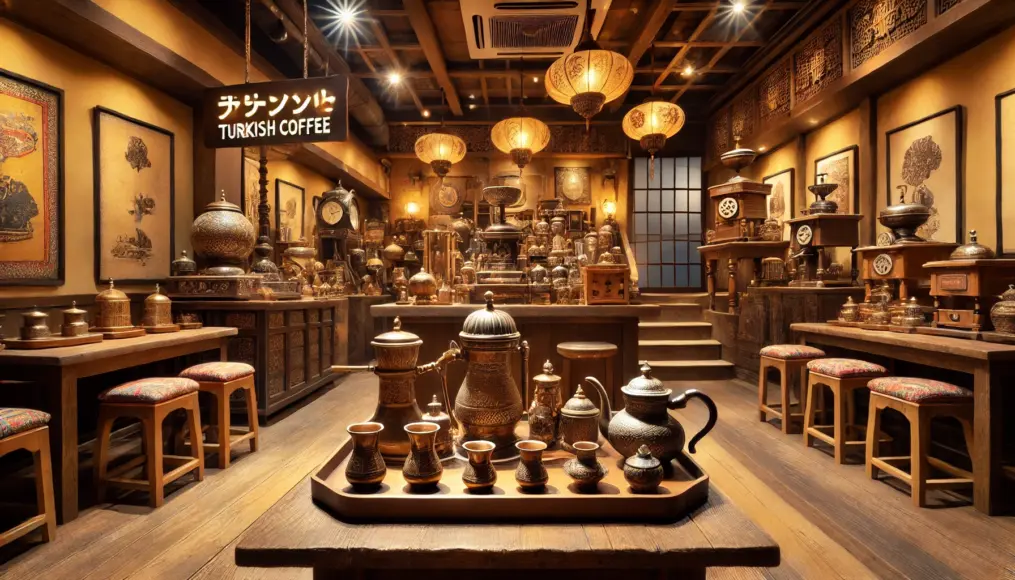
[0, 327, 237, 522]
[792, 322, 1015, 515]
[698, 240, 789, 313]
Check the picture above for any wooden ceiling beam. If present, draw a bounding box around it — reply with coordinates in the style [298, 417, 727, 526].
[652, 40, 765, 48]
[478, 60, 490, 106]
[609, 0, 677, 112]
[365, 16, 425, 113]
[652, 3, 720, 90]
[402, 0, 463, 116]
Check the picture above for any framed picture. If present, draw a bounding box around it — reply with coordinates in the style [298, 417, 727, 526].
[428, 175, 465, 215]
[94, 107, 174, 283]
[762, 168, 794, 241]
[996, 89, 1015, 256]
[0, 68, 63, 285]
[815, 145, 859, 214]
[241, 156, 260, 227]
[274, 179, 304, 242]
[886, 106, 963, 243]
[555, 167, 591, 205]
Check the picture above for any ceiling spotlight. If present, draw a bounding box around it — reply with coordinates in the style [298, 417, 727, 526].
[422, 109, 431, 118]
[337, 8, 357, 26]
[532, 76, 539, 83]
[468, 103, 477, 110]
[681, 64, 695, 77]
[758, 145, 767, 152]
[731, 1, 746, 13]
[469, 94, 476, 100]
[387, 71, 402, 85]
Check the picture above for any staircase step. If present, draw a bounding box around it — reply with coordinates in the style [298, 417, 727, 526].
[647, 360, 736, 381]
[639, 292, 709, 306]
[638, 339, 722, 361]
[641, 303, 703, 323]
[638, 322, 713, 341]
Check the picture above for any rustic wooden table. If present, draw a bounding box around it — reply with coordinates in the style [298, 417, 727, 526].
[792, 322, 1015, 515]
[697, 241, 790, 313]
[0, 327, 237, 522]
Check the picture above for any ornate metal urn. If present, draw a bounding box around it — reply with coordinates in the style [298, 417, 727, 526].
[366, 317, 425, 461]
[191, 192, 257, 276]
[453, 291, 529, 460]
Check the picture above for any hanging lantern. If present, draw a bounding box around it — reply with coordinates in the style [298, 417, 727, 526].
[414, 132, 466, 182]
[622, 100, 686, 181]
[490, 117, 550, 175]
[545, 30, 633, 128]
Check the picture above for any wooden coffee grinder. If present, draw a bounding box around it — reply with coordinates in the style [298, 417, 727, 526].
[786, 173, 861, 286]
[708, 138, 771, 243]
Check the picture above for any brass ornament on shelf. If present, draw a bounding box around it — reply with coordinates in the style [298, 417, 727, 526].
[949, 230, 995, 260]
[20, 308, 51, 340]
[61, 301, 88, 337]
[990, 285, 1015, 335]
[93, 280, 134, 331]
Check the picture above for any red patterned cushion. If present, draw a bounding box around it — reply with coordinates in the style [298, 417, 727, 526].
[99, 378, 199, 404]
[868, 377, 972, 403]
[807, 358, 887, 378]
[0, 408, 50, 439]
[179, 362, 255, 382]
[759, 344, 826, 360]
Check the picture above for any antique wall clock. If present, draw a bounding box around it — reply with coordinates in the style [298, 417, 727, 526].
[314, 181, 362, 267]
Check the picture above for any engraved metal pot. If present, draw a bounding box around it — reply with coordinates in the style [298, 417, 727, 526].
[402, 422, 443, 490]
[20, 309, 51, 340]
[623, 445, 664, 493]
[461, 440, 497, 492]
[527, 361, 561, 446]
[514, 440, 548, 491]
[345, 422, 386, 491]
[839, 296, 859, 322]
[990, 284, 1015, 334]
[191, 192, 257, 276]
[950, 230, 995, 260]
[563, 441, 607, 493]
[61, 301, 88, 337]
[879, 187, 931, 244]
[558, 385, 600, 452]
[368, 317, 424, 460]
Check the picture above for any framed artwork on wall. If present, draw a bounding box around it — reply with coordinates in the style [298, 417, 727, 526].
[814, 145, 859, 214]
[886, 106, 964, 244]
[428, 175, 466, 215]
[275, 179, 305, 242]
[762, 168, 794, 240]
[555, 167, 591, 205]
[94, 106, 173, 284]
[0, 68, 63, 285]
[996, 89, 1015, 256]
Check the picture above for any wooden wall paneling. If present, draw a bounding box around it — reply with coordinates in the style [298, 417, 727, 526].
[848, 0, 928, 71]
[794, 18, 844, 107]
[859, 96, 878, 246]
[758, 60, 793, 127]
[732, 85, 759, 142]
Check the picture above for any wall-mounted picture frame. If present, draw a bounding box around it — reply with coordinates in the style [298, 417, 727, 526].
[275, 178, 305, 242]
[996, 89, 1015, 256]
[94, 107, 175, 284]
[0, 68, 64, 286]
[761, 168, 794, 241]
[555, 167, 591, 205]
[814, 145, 859, 214]
[886, 106, 963, 244]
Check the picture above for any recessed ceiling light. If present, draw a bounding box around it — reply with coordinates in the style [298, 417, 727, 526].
[731, 1, 746, 14]
[469, 94, 476, 99]
[387, 71, 402, 85]
[469, 103, 477, 110]
[681, 64, 695, 77]
[532, 76, 539, 83]
[422, 109, 431, 118]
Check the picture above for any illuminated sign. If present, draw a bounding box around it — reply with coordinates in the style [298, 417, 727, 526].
[203, 76, 348, 148]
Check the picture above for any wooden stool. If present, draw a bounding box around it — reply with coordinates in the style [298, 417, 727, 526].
[0, 409, 55, 547]
[803, 358, 888, 463]
[179, 361, 259, 469]
[94, 378, 204, 508]
[866, 377, 975, 507]
[557, 342, 618, 404]
[757, 344, 825, 433]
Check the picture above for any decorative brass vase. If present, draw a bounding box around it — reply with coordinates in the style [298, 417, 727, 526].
[563, 441, 607, 493]
[558, 385, 600, 452]
[461, 440, 497, 492]
[191, 192, 257, 276]
[514, 440, 548, 491]
[345, 422, 386, 491]
[527, 361, 561, 446]
[402, 422, 443, 491]
[838, 296, 859, 322]
[368, 318, 424, 461]
[61, 301, 89, 337]
[623, 445, 664, 493]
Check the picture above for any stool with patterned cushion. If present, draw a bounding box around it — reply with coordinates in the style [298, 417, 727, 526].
[866, 377, 974, 507]
[757, 344, 826, 434]
[0, 409, 55, 547]
[178, 362, 258, 469]
[803, 358, 888, 464]
[94, 378, 204, 508]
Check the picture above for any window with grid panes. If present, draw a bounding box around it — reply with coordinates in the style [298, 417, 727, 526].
[630, 157, 704, 290]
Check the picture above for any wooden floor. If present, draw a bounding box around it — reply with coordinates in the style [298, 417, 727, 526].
[1, 372, 1012, 579]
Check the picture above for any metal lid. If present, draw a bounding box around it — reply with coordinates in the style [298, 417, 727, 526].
[372, 317, 422, 345]
[203, 190, 244, 214]
[532, 360, 560, 387]
[561, 385, 599, 417]
[145, 283, 171, 304]
[22, 308, 48, 322]
[950, 230, 995, 260]
[63, 300, 86, 316]
[624, 445, 662, 470]
[172, 249, 196, 269]
[96, 279, 129, 302]
[460, 292, 520, 341]
[622, 362, 668, 395]
[1000, 284, 1015, 302]
[424, 395, 447, 418]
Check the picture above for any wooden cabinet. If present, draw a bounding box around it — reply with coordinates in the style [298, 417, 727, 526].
[176, 299, 348, 418]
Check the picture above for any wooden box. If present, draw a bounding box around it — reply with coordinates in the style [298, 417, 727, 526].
[582, 265, 630, 305]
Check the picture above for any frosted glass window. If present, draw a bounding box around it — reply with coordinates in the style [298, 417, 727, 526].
[635, 158, 647, 188]
[635, 189, 648, 211]
[661, 158, 675, 188]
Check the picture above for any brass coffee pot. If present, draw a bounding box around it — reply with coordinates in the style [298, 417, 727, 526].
[585, 363, 717, 462]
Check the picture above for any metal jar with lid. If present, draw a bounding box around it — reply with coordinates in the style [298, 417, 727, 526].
[453, 291, 529, 460]
[990, 285, 1015, 335]
[366, 316, 425, 461]
[20, 308, 51, 340]
[950, 230, 995, 260]
[558, 385, 600, 453]
[171, 249, 197, 276]
[94, 280, 133, 331]
[879, 186, 931, 243]
[61, 301, 89, 337]
[527, 361, 562, 446]
[191, 192, 257, 276]
[142, 284, 175, 330]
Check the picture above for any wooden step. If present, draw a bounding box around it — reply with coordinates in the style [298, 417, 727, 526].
[647, 359, 736, 381]
[638, 339, 722, 361]
[638, 322, 713, 341]
[639, 292, 709, 306]
[640, 303, 704, 323]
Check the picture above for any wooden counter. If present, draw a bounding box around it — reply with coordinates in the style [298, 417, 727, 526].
[792, 322, 1015, 515]
[371, 303, 658, 406]
[175, 299, 348, 418]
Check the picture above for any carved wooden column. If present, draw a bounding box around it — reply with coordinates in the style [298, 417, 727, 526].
[250, 145, 279, 278]
[706, 261, 716, 311]
[728, 258, 737, 313]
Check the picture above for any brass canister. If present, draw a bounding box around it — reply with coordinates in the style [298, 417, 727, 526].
[990, 285, 1015, 334]
[20, 309, 51, 340]
[94, 280, 133, 331]
[61, 301, 89, 337]
[527, 361, 562, 446]
[838, 296, 859, 322]
[558, 385, 601, 452]
[142, 284, 174, 328]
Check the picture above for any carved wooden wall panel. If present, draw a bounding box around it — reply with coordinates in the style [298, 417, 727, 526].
[710, 108, 731, 161]
[288, 330, 305, 386]
[794, 19, 844, 105]
[228, 337, 256, 366]
[937, 0, 963, 14]
[849, 0, 927, 69]
[268, 333, 285, 397]
[388, 125, 628, 155]
[731, 85, 758, 141]
[225, 312, 256, 330]
[758, 61, 792, 125]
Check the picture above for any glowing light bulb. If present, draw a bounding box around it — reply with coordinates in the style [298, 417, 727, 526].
[422, 109, 431, 118]
[731, 1, 745, 13]
[387, 72, 402, 85]
[532, 76, 539, 83]
[438, 144, 447, 157]
[601, 199, 617, 219]
[338, 9, 356, 26]
[405, 201, 420, 217]
[468, 103, 477, 110]
[682, 64, 695, 77]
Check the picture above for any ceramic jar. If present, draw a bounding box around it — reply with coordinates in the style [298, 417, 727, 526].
[558, 386, 600, 452]
[461, 440, 497, 492]
[527, 361, 561, 446]
[623, 445, 664, 493]
[402, 422, 443, 490]
[514, 440, 548, 491]
[991, 284, 1015, 334]
[61, 301, 88, 337]
[345, 422, 386, 491]
[563, 441, 607, 493]
[422, 395, 454, 460]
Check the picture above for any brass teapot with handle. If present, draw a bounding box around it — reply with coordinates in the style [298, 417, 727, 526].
[584, 362, 717, 461]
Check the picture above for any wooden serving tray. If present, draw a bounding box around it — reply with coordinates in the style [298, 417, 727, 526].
[1, 333, 103, 349]
[312, 430, 709, 523]
[92, 327, 146, 339]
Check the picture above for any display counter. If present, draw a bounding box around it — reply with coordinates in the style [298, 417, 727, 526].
[346, 295, 393, 364]
[175, 299, 348, 418]
[371, 303, 657, 406]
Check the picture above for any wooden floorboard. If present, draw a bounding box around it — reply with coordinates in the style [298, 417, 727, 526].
[1, 374, 1011, 579]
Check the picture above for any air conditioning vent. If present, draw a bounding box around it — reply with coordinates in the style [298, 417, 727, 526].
[491, 15, 578, 49]
[494, 2, 579, 9]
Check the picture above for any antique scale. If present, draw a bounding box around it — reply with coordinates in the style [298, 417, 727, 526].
[314, 181, 362, 293]
[785, 174, 862, 286]
[708, 138, 772, 243]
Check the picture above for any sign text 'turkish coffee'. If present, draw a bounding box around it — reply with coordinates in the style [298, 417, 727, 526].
[203, 76, 349, 148]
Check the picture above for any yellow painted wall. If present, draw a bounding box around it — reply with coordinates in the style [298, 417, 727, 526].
[265, 158, 334, 243]
[877, 23, 1015, 250]
[0, 17, 193, 298]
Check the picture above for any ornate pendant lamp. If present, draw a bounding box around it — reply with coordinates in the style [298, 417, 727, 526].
[622, 99, 686, 181]
[491, 62, 550, 175]
[545, 8, 633, 128]
[414, 90, 466, 183]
